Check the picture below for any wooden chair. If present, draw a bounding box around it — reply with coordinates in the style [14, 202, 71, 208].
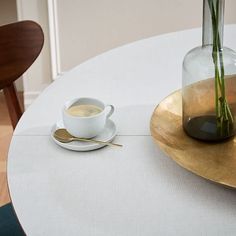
[0, 20, 44, 235]
[0, 20, 44, 129]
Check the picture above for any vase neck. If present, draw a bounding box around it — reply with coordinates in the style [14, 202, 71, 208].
[202, 0, 225, 48]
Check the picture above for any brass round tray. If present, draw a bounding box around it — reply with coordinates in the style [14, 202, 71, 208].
[150, 90, 236, 188]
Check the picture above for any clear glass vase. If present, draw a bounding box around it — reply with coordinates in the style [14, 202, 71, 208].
[182, 0, 236, 141]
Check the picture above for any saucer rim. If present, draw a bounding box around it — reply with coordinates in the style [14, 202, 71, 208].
[51, 119, 117, 151]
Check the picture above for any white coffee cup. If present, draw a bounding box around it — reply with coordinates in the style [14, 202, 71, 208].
[62, 97, 114, 138]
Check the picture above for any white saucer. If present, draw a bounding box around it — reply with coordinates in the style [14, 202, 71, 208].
[51, 119, 117, 151]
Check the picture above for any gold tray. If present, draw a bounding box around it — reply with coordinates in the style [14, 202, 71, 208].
[150, 90, 236, 188]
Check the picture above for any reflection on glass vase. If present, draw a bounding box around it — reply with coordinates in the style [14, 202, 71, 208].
[182, 0, 236, 141]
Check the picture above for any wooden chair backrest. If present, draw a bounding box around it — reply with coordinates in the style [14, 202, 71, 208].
[0, 21, 44, 129]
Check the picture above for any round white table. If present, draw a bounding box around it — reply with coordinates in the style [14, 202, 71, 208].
[8, 25, 236, 236]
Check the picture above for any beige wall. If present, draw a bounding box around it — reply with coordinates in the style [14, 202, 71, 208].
[17, 0, 52, 107]
[0, 0, 23, 91]
[57, 0, 236, 72]
[0, 0, 17, 24]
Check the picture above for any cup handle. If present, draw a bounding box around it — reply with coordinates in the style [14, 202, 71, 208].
[105, 104, 114, 118]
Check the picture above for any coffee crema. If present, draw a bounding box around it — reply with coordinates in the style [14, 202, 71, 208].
[66, 104, 102, 117]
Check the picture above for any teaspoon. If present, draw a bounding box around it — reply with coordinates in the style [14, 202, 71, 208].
[53, 129, 122, 147]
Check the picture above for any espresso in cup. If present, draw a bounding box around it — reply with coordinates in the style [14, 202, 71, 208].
[66, 104, 102, 117]
[63, 97, 114, 138]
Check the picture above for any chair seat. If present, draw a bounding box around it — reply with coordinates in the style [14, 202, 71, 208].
[0, 203, 25, 236]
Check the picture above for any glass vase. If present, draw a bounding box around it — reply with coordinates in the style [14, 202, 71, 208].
[182, 0, 236, 141]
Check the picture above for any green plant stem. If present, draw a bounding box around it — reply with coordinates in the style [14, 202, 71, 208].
[208, 0, 234, 135]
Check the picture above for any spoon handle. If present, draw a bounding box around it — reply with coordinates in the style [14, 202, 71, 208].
[73, 137, 123, 147]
